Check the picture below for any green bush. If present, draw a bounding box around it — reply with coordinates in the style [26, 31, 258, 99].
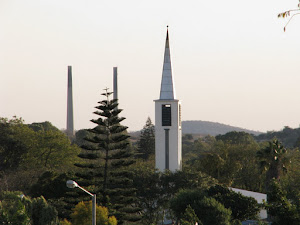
[170, 189, 231, 225]
[0, 191, 58, 225]
[71, 201, 117, 225]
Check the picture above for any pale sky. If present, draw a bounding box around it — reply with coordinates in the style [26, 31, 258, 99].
[1, 0, 300, 132]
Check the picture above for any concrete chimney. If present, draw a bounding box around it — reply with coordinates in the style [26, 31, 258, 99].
[67, 65, 74, 136]
[113, 67, 118, 101]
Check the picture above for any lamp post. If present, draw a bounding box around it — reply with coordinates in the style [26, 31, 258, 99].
[66, 180, 96, 225]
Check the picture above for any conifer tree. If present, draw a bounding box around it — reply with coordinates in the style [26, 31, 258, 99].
[75, 89, 140, 223]
[136, 117, 155, 160]
[179, 205, 202, 225]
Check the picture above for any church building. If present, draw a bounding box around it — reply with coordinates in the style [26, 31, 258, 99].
[154, 28, 182, 172]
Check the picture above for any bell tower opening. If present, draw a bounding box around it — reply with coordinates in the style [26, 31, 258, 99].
[162, 104, 171, 126]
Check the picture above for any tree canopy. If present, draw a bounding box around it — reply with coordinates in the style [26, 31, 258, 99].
[136, 117, 155, 160]
[75, 90, 139, 223]
[70, 201, 117, 225]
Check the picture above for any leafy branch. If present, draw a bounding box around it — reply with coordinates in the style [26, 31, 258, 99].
[278, 1, 300, 31]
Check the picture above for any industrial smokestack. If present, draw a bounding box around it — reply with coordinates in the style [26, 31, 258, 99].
[67, 65, 74, 136]
[113, 67, 118, 101]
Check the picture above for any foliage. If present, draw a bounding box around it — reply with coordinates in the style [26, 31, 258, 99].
[216, 131, 256, 145]
[131, 162, 163, 224]
[31, 196, 59, 225]
[29, 171, 72, 199]
[74, 129, 97, 149]
[0, 117, 80, 194]
[0, 191, 58, 225]
[257, 139, 289, 191]
[131, 160, 216, 225]
[189, 132, 262, 190]
[0, 116, 36, 171]
[182, 130, 300, 196]
[2, 114, 300, 225]
[0, 169, 42, 194]
[0, 117, 41, 193]
[280, 149, 300, 200]
[23, 129, 81, 171]
[255, 126, 300, 148]
[163, 167, 218, 194]
[28, 171, 76, 219]
[70, 201, 117, 225]
[170, 185, 260, 224]
[75, 90, 139, 223]
[0, 117, 80, 173]
[59, 219, 72, 225]
[28, 121, 60, 132]
[194, 196, 231, 225]
[179, 205, 202, 225]
[0, 116, 80, 218]
[170, 189, 232, 225]
[207, 185, 259, 221]
[181, 129, 300, 206]
[0, 191, 31, 225]
[136, 117, 155, 160]
[0, 117, 77, 220]
[69, 125, 300, 224]
[266, 179, 300, 225]
[169, 189, 203, 220]
[278, 4, 300, 32]
[183, 135, 215, 161]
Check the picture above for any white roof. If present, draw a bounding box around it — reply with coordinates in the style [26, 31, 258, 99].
[231, 187, 266, 204]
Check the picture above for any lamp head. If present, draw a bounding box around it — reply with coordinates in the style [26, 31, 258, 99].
[66, 180, 78, 188]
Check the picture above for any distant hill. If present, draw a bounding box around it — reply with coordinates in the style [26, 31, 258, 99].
[182, 120, 262, 136]
[130, 120, 300, 148]
[255, 126, 300, 148]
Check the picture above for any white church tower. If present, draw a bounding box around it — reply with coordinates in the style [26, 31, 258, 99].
[154, 28, 182, 172]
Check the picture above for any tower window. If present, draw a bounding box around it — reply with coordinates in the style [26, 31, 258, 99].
[162, 104, 171, 126]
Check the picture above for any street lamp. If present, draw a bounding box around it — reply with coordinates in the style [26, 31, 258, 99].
[66, 180, 96, 225]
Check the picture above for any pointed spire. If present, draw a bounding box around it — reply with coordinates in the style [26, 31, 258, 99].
[160, 26, 176, 100]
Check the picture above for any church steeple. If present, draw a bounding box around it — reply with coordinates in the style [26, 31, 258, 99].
[160, 27, 176, 100]
[154, 27, 182, 172]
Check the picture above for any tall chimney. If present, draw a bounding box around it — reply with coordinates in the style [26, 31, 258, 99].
[113, 67, 118, 101]
[67, 65, 74, 136]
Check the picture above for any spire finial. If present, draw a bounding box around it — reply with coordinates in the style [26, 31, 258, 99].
[166, 25, 169, 40]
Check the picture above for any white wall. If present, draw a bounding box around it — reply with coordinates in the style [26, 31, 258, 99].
[154, 99, 182, 172]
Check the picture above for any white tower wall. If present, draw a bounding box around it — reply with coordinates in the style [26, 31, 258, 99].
[155, 100, 182, 171]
